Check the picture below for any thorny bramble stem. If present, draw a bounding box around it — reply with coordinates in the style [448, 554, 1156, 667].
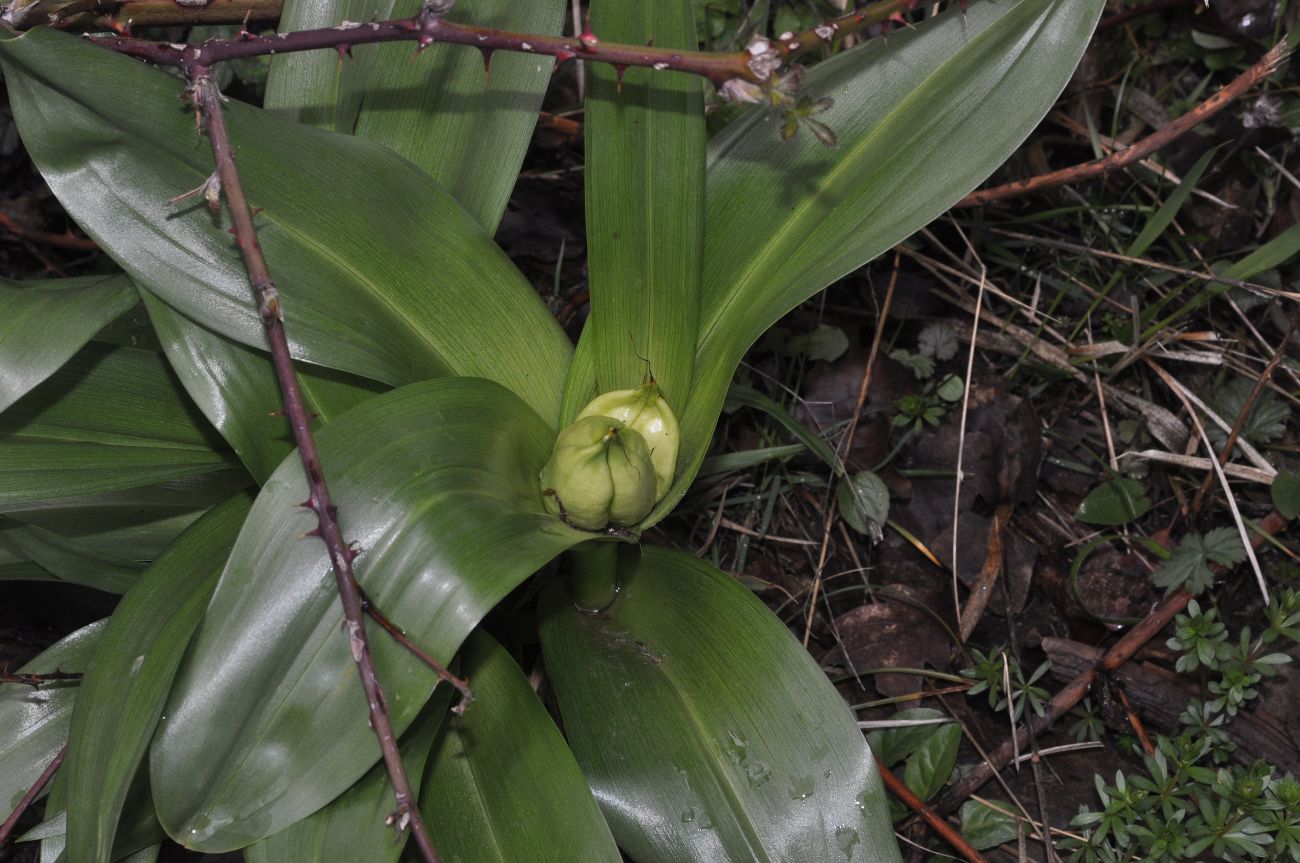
[187, 69, 441, 863]
[91, 0, 939, 90]
[0, 669, 82, 686]
[358, 589, 473, 709]
[0, 744, 67, 847]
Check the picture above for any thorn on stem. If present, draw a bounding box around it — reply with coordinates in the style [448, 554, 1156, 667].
[479, 46, 492, 79]
[167, 171, 222, 212]
[579, 9, 597, 52]
[613, 64, 627, 93]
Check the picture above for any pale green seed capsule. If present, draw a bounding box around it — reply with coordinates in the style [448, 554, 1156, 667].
[539, 415, 657, 530]
[576, 382, 679, 501]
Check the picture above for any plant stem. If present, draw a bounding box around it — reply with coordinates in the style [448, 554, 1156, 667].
[0, 744, 66, 847]
[567, 540, 620, 612]
[89, 0, 930, 87]
[187, 69, 440, 863]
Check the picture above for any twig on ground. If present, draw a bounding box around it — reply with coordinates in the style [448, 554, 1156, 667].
[0, 211, 98, 251]
[876, 756, 992, 863]
[928, 510, 1287, 815]
[186, 68, 441, 863]
[957, 41, 1292, 206]
[804, 252, 900, 647]
[1146, 358, 1270, 603]
[0, 744, 67, 847]
[957, 504, 1009, 643]
[1097, 0, 1197, 31]
[1188, 308, 1300, 517]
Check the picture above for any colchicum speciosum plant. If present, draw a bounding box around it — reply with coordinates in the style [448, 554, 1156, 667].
[0, 0, 1104, 861]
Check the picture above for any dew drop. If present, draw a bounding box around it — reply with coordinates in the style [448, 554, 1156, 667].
[834, 826, 860, 858]
[697, 812, 714, 829]
[680, 807, 695, 823]
[745, 760, 771, 788]
[724, 731, 749, 765]
[788, 775, 815, 800]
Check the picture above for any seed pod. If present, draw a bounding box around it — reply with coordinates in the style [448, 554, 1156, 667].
[576, 382, 679, 501]
[539, 415, 656, 529]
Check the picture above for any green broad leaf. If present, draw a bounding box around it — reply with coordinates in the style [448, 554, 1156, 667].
[958, 799, 1020, 851]
[838, 471, 889, 539]
[1075, 477, 1151, 526]
[150, 377, 589, 851]
[1207, 377, 1290, 449]
[0, 620, 104, 814]
[665, 0, 1106, 521]
[0, 274, 137, 414]
[246, 682, 454, 863]
[783, 324, 850, 364]
[863, 709, 951, 767]
[354, 0, 565, 232]
[561, 0, 704, 422]
[142, 292, 384, 484]
[0, 517, 142, 593]
[416, 631, 620, 862]
[27, 771, 165, 862]
[935, 374, 965, 403]
[539, 546, 902, 863]
[0, 343, 240, 505]
[263, 0, 395, 131]
[63, 493, 251, 863]
[901, 720, 960, 802]
[1272, 470, 1300, 520]
[0, 28, 572, 425]
[1152, 527, 1246, 596]
[0, 472, 247, 568]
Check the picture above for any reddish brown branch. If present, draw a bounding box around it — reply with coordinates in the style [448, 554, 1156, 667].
[1189, 308, 1300, 516]
[89, 0, 929, 87]
[0, 744, 66, 847]
[358, 590, 473, 706]
[0, 669, 82, 686]
[187, 70, 440, 863]
[0, 211, 98, 251]
[1097, 0, 1196, 32]
[5, 0, 281, 29]
[877, 756, 991, 863]
[957, 40, 1291, 207]
[930, 510, 1288, 815]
